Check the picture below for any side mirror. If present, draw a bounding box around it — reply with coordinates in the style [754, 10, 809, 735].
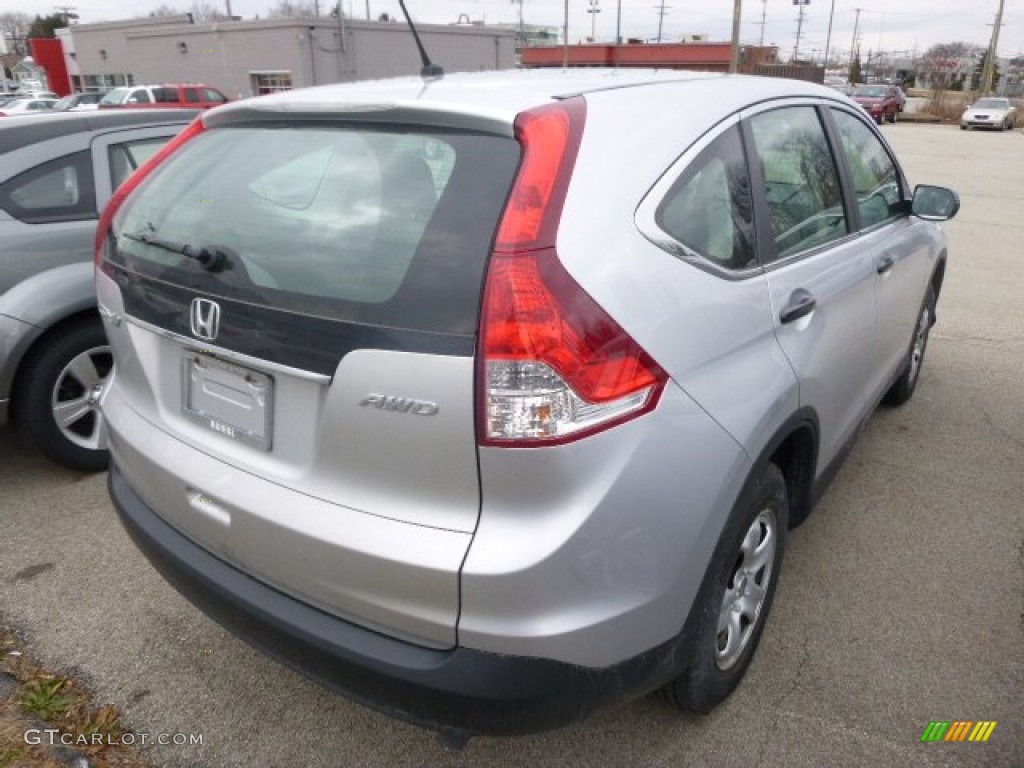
[911, 185, 960, 221]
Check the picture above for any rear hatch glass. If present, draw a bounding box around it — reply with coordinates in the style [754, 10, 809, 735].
[106, 123, 519, 372]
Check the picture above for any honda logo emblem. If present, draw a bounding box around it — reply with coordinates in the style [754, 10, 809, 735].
[190, 298, 221, 341]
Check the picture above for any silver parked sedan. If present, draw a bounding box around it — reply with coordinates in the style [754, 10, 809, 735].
[0, 109, 196, 470]
[97, 70, 958, 735]
[960, 97, 1018, 130]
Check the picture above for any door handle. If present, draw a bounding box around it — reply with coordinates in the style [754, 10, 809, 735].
[780, 289, 817, 324]
[876, 254, 895, 274]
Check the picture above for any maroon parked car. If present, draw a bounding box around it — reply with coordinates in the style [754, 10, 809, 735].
[851, 84, 901, 125]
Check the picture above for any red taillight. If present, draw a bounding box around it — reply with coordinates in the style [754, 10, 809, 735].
[479, 100, 666, 447]
[94, 116, 206, 265]
[493, 99, 584, 252]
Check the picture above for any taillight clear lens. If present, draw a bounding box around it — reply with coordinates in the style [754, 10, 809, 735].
[480, 249, 666, 446]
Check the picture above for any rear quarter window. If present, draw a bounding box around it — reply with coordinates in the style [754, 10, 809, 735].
[0, 151, 96, 223]
[108, 123, 520, 335]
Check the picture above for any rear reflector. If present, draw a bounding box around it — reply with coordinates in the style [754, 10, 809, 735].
[479, 99, 665, 447]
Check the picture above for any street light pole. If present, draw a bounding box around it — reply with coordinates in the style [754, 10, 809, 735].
[587, 0, 601, 41]
[793, 0, 809, 62]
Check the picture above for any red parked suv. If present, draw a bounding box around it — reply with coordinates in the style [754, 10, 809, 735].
[99, 84, 229, 110]
[850, 84, 901, 125]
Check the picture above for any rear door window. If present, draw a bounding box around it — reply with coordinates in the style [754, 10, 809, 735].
[109, 124, 519, 335]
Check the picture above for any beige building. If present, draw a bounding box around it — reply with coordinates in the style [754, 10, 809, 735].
[65, 14, 517, 97]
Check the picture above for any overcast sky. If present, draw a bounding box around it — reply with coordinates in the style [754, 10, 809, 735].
[2, 0, 1022, 60]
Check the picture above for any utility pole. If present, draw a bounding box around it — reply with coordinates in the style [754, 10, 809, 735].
[562, 0, 569, 67]
[849, 7, 863, 83]
[759, 0, 767, 47]
[616, 0, 622, 45]
[587, 0, 601, 40]
[793, 0, 809, 62]
[823, 0, 836, 70]
[655, 0, 670, 44]
[730, 0, 743, 74]
[981, 0, 1006, 94]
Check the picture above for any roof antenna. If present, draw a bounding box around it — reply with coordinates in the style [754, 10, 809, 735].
[397, 0, 444, 80]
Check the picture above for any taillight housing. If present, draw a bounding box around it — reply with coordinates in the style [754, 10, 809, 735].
[94, 116, 206, 265]
[478, 99, 666, 447]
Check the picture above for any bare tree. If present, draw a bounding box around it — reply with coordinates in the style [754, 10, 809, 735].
[189, 1, 225, 22]
[1, 11, 32, 56]
[267, 1, 318, 17]
[148, 3, 182, 17]
[917, 42, 982, 91]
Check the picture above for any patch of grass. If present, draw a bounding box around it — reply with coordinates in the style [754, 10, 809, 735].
[19, 676, 83, 721]
[0, 623, 150, 768]
[0, 747, 29, 767]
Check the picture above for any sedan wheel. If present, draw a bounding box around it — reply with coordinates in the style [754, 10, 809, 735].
[16, 320, 113, 471]
[51, 345, 112, 453]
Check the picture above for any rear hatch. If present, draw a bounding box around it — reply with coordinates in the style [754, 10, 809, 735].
[99, 114, 520, 643]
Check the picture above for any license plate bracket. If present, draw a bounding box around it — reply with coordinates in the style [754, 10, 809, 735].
[182, 352, 273, 450]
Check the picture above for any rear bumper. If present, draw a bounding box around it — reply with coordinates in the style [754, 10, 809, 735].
[108, 462, 679, 735]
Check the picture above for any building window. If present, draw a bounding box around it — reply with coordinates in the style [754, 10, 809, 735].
[251, 72, 293, 96]
[83, 74, 134, 89]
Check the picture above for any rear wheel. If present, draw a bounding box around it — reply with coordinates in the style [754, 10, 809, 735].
[883, 284, 936, 407]
[662, 463, 788, 713]
[15, 320, 113, 471]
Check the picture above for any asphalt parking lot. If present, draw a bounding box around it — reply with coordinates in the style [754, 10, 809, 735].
[1, 122, 1022, 768]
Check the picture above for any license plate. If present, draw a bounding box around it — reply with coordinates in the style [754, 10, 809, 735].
[182, 352, 273, 450]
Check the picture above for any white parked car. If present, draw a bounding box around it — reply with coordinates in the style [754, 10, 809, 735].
[0, 98, 58, 117]
[960, 97, 1017, 131]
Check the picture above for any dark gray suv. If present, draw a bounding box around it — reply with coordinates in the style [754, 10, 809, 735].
[0, 109, 195, 469]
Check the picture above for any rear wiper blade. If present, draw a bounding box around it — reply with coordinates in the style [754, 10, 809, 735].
[122, 230, 230, 272]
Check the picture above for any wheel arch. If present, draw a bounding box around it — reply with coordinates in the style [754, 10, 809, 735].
[750, 408, 820, 528]
[930, 253, 947, 301]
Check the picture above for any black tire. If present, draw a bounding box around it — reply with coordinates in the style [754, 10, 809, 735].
[883, 284, 936, 407]
[662, 463, 789, 713]
[887, 110, 896, 124]
[960, 124, 967, 131]
[15, 319, 112, 472]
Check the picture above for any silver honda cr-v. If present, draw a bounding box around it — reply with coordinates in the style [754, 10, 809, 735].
[97, 69, 959, 735]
